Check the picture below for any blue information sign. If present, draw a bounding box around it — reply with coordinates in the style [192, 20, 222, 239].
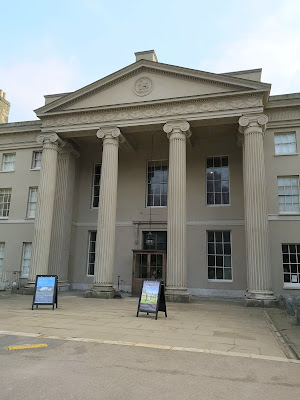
[32, 275, 58, 310]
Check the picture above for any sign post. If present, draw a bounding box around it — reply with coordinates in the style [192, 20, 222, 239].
[32, 275, 58, 310]
[136, 280, 167, 320]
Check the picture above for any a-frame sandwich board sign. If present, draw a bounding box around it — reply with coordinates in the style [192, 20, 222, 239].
[136, 279, 167, 320]
[32, 275, 58, 310]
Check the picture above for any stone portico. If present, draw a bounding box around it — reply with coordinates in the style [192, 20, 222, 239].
[1, 50, 300, 304]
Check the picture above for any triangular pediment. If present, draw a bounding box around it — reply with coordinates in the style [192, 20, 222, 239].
[35, 60, 270, 116]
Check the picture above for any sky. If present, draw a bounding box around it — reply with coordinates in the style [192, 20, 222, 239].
[1, 0, 300, 122]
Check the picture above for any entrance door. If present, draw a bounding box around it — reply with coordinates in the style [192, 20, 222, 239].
[132, 251, 166, 296]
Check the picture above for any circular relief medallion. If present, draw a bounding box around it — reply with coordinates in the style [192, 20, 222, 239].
[133, 77, 153, 96]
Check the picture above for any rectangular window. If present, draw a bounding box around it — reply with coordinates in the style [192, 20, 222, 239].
[143, 231, 167, 251]
[0, 188, 12, 217]
[27, 187, 38, 218]
[207, 231, 232, 280]
[274, 133, 297, 155]
[206, 156, 229, 205]
[2, 153, 15, 171]
[92, 164, 101, 208]
[147, 160, 168, 207]
[31, 151, 42, 169]
[87, 231, 97, 275]
[282, 244, 300, 285]
[277, 176, 300, 213]
[21, 242, 32, 278]
[0, 242, 4, 273]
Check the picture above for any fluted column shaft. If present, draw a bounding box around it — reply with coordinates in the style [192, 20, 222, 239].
[48, 145, 79, 287]
[28, 133, 64, 284]
[163, 120, 191, 302]
[90, 127, 123, 298]
[239, 115, 275, 305]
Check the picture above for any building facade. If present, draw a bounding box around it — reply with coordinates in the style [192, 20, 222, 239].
[0, 50, 299, 305]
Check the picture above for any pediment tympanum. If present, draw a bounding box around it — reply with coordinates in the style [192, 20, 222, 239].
[36, 60, 270, 118]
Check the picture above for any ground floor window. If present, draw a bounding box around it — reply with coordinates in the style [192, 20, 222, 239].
[207, 231, 232, 280]
[87, 231, 97, 275]
[0, 242, 5, 273]
[142, 231, 167, 251]
[21, 242, 32, 278]
[282, 244, 300, 284]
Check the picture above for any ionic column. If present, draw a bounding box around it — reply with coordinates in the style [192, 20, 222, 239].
[24, 133, 64, 294]
[163, 120, 191, 302]
[48, 144, 79, 290]
[86, 127, 124, 299]
[239, 115, 276, 307]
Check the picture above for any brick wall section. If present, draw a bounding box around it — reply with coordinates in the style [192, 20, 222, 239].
[0, 97, 10, 123]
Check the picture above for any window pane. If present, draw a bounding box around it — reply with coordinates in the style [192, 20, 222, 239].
[147, 160, 168, 207]
[92, 164, 101, 208]
[207, 230, 232, 281]
[206, 157, 230, 206]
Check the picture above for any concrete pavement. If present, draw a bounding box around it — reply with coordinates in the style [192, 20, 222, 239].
[1, 333, 300, 400]
[1, 292, 299, 362]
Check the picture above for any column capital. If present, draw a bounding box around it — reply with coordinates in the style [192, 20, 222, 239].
[37, 133, 65, 148]
[238, 114, 268, 135]
[59, 142, 80, 158]
[163, 120, 191, 138]
[96, 126, 125, 143]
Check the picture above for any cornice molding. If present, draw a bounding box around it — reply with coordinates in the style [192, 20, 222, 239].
[266, 106, 300, 123]
[41, 93, 263, 128]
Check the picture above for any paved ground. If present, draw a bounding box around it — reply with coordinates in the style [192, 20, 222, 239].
[0, 292, 298, 360]
[267, 308, 300, 358]
[1, 333, 300, 400]
[1, 292, 300, 399]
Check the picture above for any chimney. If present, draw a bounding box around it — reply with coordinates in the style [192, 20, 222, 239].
[0, 90, 10, 124]
[135, 50, 158, 63]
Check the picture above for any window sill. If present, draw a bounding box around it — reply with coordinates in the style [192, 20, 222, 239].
[0, 170, 15, 173]
[278, 213, 300, 216]
[0, 217, 9, 220]
[283, 283, 300, 289]
[208, 279, 233, 283]
[274, 153, 299, 157]
[206, 204, 231, 207]
[20, 276, 29, 279]
[146, 206, 167, 209]
[30, 168, 41, 171]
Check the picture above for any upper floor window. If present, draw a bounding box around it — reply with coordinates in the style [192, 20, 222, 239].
[87, 231, 97, 275]
[92, 164, 101, 208]
[282, 244, 300, 285]
[27, 187, 38, 218]
[0, 188, 12, 217]
[31, 151, 42, 170]
[147, 160, 168, 207]
[0, 242, 4, 273]
[21, 242, 32, 278]
[274, 133, 297, 155]
[277, 176, 300, 213]
[2, 153, 15, 172]
[206, 156, 230, 205]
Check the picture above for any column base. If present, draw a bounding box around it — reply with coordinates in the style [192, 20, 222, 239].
[245, 290, 277, 308]
[22, 282, 35, 295]
[58, 281, 70, 291]
[85, 285, 115, 299]
[165, 288, 191, 303]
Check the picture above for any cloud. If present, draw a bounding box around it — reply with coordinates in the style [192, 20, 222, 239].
[201, 0, 300, 95]
[0, 57, 80, 122]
